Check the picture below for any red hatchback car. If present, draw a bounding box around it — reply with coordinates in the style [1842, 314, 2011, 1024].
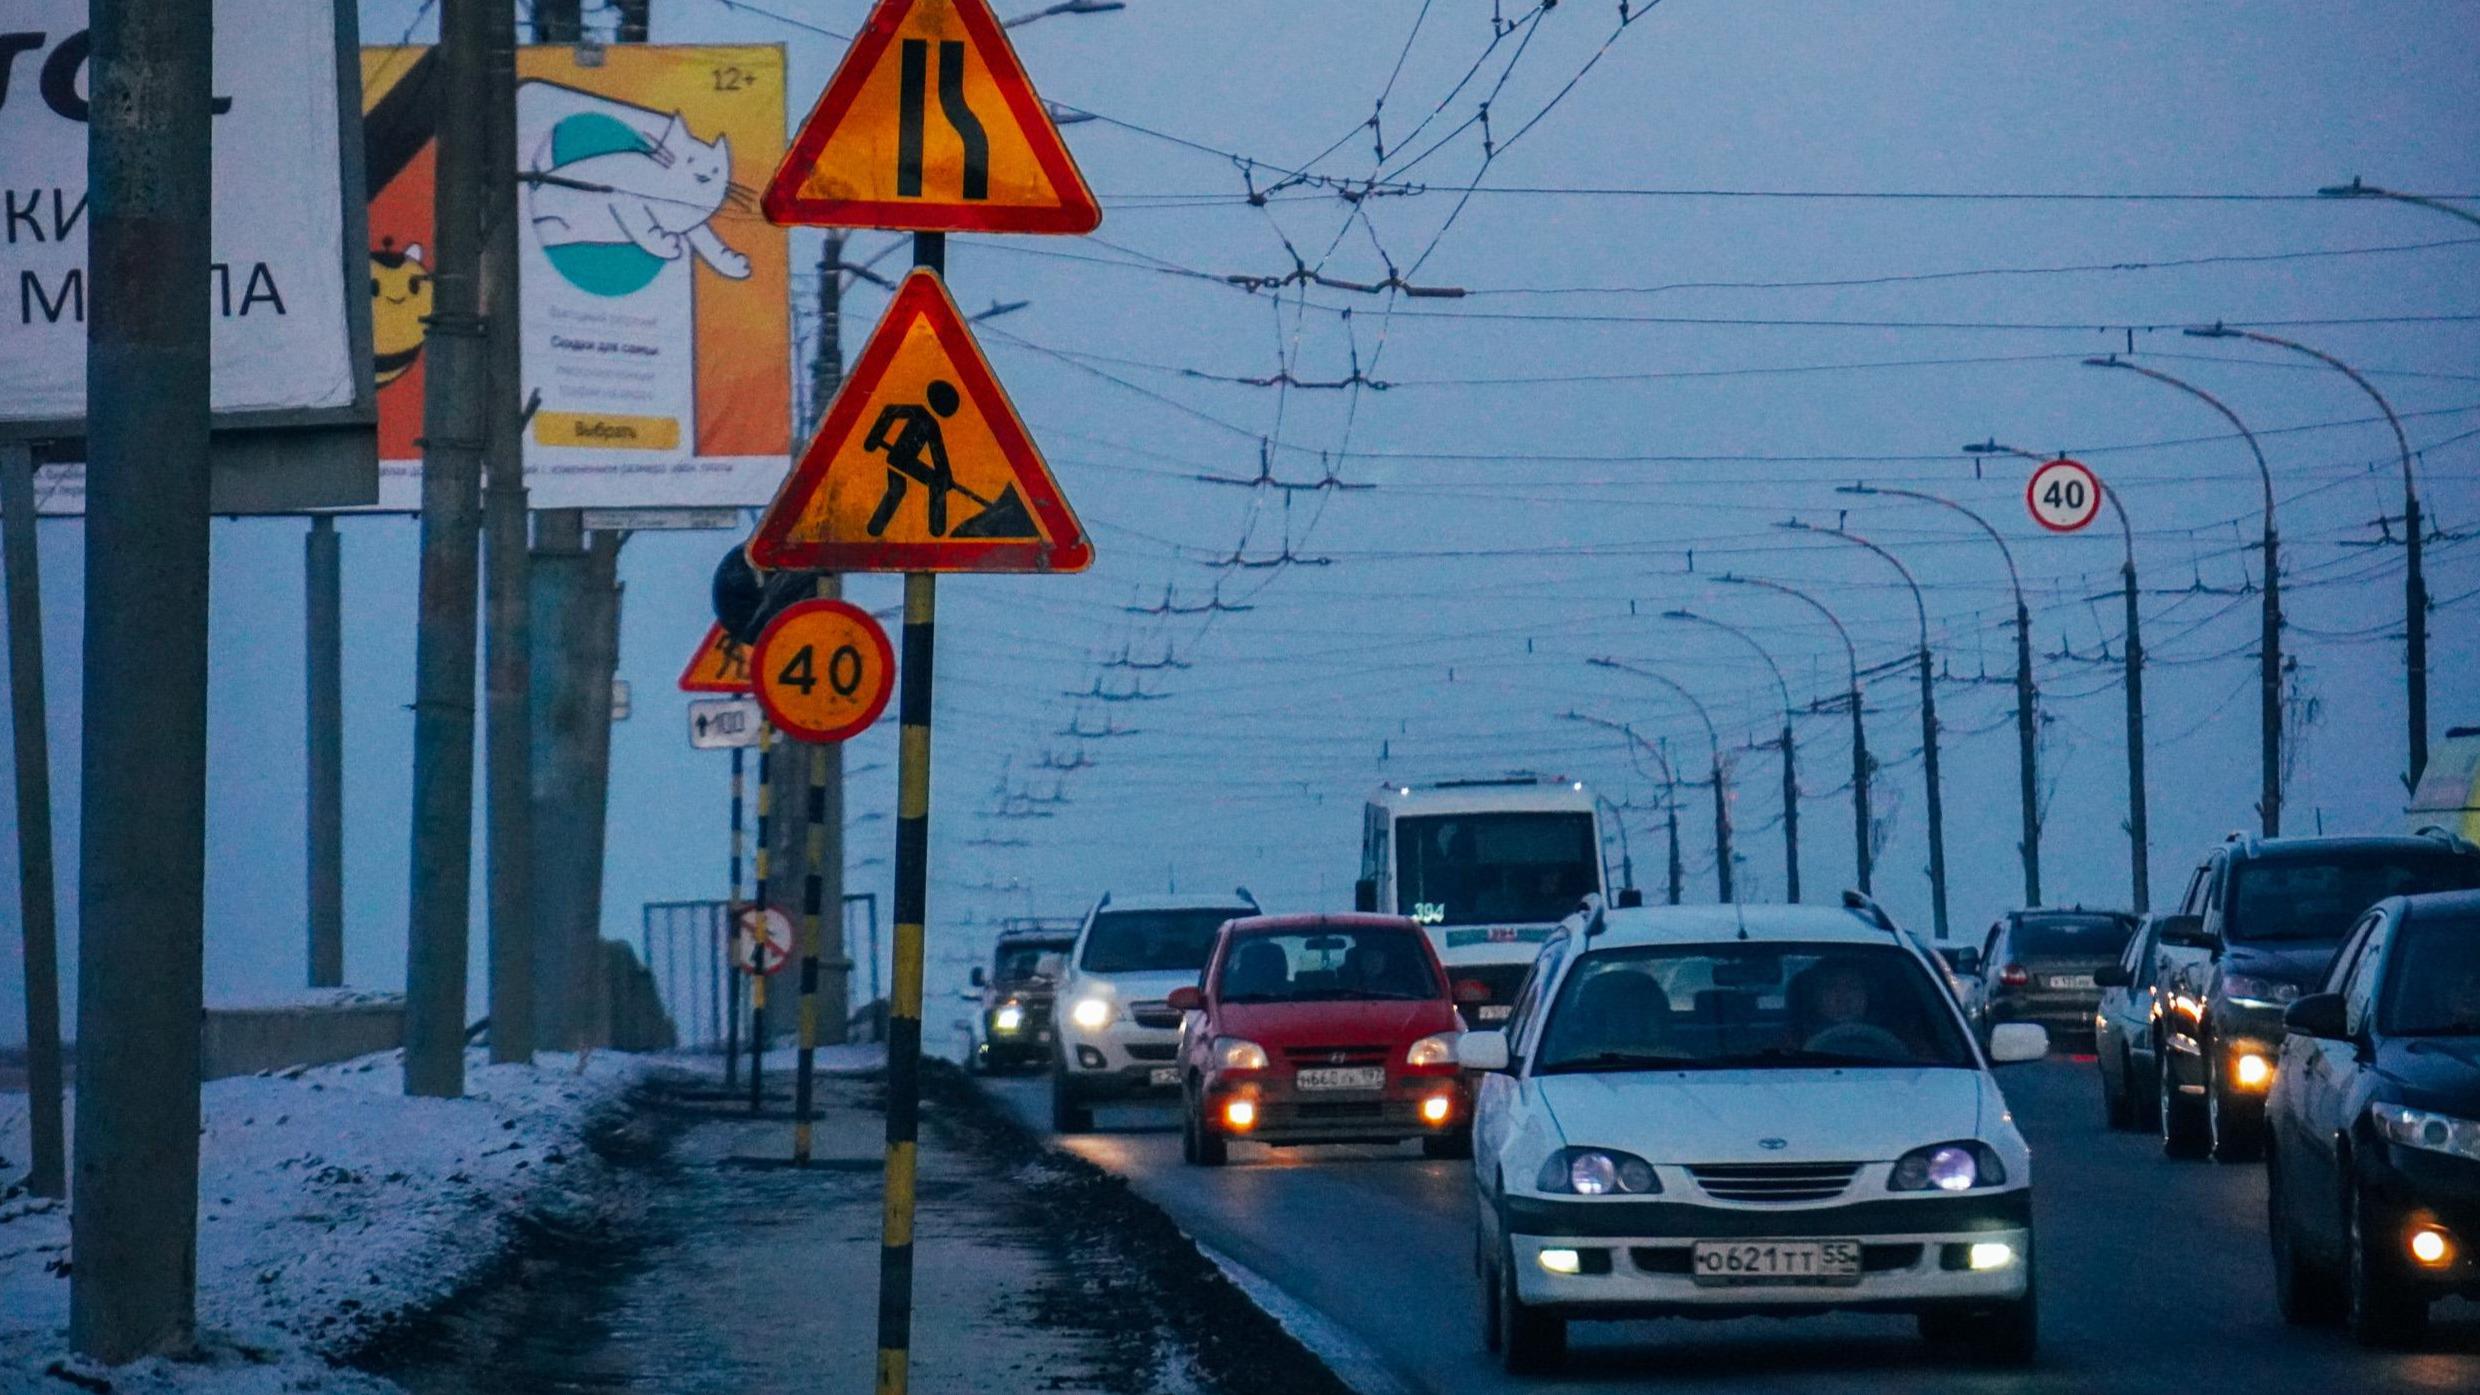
[1170, 913, 1482, 1165]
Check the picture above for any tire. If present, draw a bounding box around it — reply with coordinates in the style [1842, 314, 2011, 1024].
[2208, 1059, 2265, 1163]
[1497, 1239, 1566, 1374]
[1181, 1086, 1227, 1167]
[1423, 1128, 1474, 1161]
[2346, 1178, 2430, 1347]
[2267, 1146, 2343, 1325]
[1969, 1280, 2039, 1366]
[1479, 1233, 1503, 1353]
[2159, 1046, 2209, 1159]
[2133, 1053, 2162, 1132]
[2102, 1045, 2132, 1131]
[1049, 1071, 1093, 1135]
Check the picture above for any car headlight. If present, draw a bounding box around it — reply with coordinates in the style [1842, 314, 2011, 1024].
[992, 1003, 1025, 1033]
[1888, 1141, 2006, 1192]
[1405, 1032, 1459, 1067]
[2371, 1103, 2480, 1162]
[1213, 1036, 1270, 1071]
[2220, 974, 2301, 1008]
[1069, 996, 1113, 1032]
[1535, 1147, 1661, 1196]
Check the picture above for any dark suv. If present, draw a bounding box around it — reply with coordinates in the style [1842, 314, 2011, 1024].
[2152, 831, 2480, 1163]
[1977, 907, 2138, 1052]
[967, 926, 1077, 1073]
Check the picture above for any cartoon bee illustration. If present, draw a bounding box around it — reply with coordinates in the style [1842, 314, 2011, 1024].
[370, 239, 431, 387]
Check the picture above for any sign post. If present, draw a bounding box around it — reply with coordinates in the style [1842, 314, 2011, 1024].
[758, 5, 1097, 1387]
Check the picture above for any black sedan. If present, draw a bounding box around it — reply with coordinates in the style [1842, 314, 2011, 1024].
[2265, 889, 2480, 1346]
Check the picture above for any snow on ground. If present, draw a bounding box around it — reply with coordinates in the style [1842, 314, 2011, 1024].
[0, 1048, 644, 1394]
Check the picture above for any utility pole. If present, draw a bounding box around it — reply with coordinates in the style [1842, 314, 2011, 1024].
[485, 0, 533, 1063]
[1666, 608, 1799, 902]
[2087, 357, 2281, 836]
[3, 444, 65, 1200]
[403, 0, 492, 1099]
[304, 517, 344, 985]
[1590, 658, 1732, 901]
[70, 0, 214, 1360]
[1720, 575, 1870, 897]
[810, 231, 850, 1041]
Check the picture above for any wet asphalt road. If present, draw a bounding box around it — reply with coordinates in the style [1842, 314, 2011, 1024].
[985, 1058, 2480, 1394]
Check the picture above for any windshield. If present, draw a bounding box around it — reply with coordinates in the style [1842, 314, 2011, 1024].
[2379, 909, 2480, 1036]
[1395, 811, 1599, 927]
[1535, 942, 1975, 1073]
[2228, 852, 2480, 943]
[1079, 909, 1242, 974]
[1216, 926, 1443, 1003]
[2014, 914, 2136, 959]
[993, 944, 1067, 981]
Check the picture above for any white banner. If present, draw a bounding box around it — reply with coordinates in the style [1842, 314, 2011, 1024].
[0, 0, 355, 424]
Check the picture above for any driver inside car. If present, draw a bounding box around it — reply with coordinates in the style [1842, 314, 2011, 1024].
[1790, 958, 1923, 1058]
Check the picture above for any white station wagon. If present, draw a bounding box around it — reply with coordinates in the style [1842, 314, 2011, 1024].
[1461, 896, 2049, 1371]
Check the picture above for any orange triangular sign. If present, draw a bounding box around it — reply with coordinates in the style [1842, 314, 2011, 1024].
[678, 623, 755, 694]
[751, 269, 1091, 573]
[763, 0, 1101, 235]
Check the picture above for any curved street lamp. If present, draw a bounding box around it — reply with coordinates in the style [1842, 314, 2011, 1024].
[1562, 710, 1686, 904]
[1720, 574, 1874, 896]
[2085, 354, 2283, 836]
[1589, 658, 1734, 902]
[1777, 520, 1949, 940]
[1838, 484, 2042, 907]
[1665, 608, 1801, 903]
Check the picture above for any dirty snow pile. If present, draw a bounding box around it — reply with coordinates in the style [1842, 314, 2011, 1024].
[0, 1048, 643, 1394]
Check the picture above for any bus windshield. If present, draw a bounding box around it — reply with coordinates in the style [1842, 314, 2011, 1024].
[1394, 811, 1598, 928]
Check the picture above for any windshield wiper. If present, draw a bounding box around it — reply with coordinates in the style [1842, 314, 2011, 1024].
[1537, 1051, 1705, 1074]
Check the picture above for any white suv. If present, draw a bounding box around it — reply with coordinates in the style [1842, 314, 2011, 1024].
[1050, 891, 1257, 1133]
[1462, 897, 2049, 1372]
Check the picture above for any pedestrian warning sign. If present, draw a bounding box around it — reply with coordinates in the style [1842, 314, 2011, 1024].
[678, 623, 755, 694]
[762, 0, 1101, 235]
[750, 269, 1091, 573]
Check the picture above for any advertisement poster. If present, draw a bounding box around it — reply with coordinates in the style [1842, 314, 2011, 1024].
[362, 44, 791, 510]
[2, 0, 355, 426]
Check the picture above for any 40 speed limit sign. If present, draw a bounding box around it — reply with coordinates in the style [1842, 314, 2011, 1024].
[2025, 457, 2103, 533]
[752, 597, 896, 743]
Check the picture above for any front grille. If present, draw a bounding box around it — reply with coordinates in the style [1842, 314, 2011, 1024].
[1687, 1162, 1862, 1204]
[1129, 1003, 1184, 1029]
[1123, 1043, 1177, 1062]
[1281, 1044, 1391, 1066]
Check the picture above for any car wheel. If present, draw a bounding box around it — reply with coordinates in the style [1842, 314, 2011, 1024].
[1478, 1232, 1503, 1353]
[2267, 1145, 2343, 1325]
[1968, 1275, 2039, 1366]
[2101, 1044, 2132, 1130]
[1049, 1070, 1093, 1135]
[1497, 1239, 1565, 1373]
[1182, 1086, 1227, 1167]
[1422, 1128, 1474, 1161]
[2159, 1047, 2209, 1159]
[2208, 1060, 2264, 1163]
[2134, 1053, 2162, 1131]
[2346, 1177, 2429, 1347]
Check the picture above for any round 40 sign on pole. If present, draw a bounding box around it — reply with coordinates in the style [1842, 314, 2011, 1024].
[2026, 457, 2103, 533]
[752, 598, 896, 744]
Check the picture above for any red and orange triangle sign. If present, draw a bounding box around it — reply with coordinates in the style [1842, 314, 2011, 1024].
[678, 623, 755, 694]
[750, 269, 1090, 574]
[763, 0, 1101, 235]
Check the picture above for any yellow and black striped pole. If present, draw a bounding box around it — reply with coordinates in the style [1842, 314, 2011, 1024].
[876, 566, 936, 1395]
[749, 720, 774, 1114]
[725, 741, 747, 1088]
[794, 581, 833, 1159]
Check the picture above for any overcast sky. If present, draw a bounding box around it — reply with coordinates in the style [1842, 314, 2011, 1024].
[5, 0, 2478, 1042]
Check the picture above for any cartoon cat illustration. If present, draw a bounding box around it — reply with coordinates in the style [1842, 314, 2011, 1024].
[529, 110, 752, 289]
[370, 239, 430, 387]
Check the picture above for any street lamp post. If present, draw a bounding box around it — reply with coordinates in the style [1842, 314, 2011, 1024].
[1838, 484, 2042, 907]
[1665, 609, 1801, 902]
[2086, 355, 2283, 836]
[1778, 521, 1949, 939]
[1969, 441, 2150, 911]
[1588, 659, 1734, 902]
[1721, 575, 1874, 896]
[1562, 711, 1685, 904]
[2184, 322, 2427, 793]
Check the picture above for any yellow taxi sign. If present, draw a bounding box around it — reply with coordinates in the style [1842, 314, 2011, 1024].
[749, 269, 1090, 574]
[752, 599, 896, 744]
[761, 0, 1100, 234]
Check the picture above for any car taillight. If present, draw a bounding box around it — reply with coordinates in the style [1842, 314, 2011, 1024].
[1999, 964, 2029, 988]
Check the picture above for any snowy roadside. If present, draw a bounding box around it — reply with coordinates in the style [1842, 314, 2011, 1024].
[0, 1048, 647, 1395]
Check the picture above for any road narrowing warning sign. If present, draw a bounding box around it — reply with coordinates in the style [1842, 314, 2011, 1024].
[762, 0, 1101, 234]
[678, 623, 755, 693]
[749, 270, 1091, 574]
[2026, 457, 2103, 533]
[753, 598, 897, 744]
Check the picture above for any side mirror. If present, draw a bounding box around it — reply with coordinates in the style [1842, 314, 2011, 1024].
[1988, 1022, 2050, 1064]
[2094, 963, 2132, 989]
[1455, 1030, 1511, 1072]
[1942, 948, 1982, 978]
[2156, 914, 2215, 950]
[1615, 887, 1645, 909]
[1166, 985, 1203, 1013]
[969, 967, 986, 988]
[1353, 878, 1379, 913]
[1452, 978, 1493, 1006]
[2284, 992, 2347, 1040]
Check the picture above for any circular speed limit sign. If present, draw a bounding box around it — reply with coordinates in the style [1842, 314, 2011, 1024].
[2025, 457, 2103, 533]
[752, 598, 895, 744]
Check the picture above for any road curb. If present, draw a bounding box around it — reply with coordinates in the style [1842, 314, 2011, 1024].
[1194, 1240, 1422, 1395]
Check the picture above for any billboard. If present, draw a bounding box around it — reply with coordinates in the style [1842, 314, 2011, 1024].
[362, 44, 792, 510]
[2, 0, 360, 426]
